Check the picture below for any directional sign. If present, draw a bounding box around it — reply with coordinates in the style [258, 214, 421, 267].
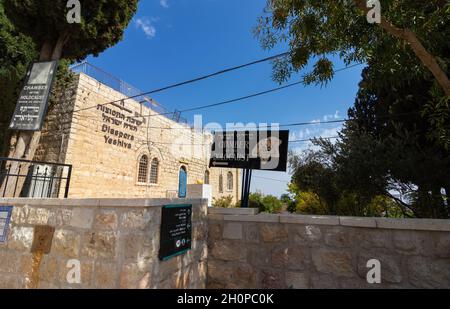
[9, 60, 58, 131]
[209, 130, 289, 172]
[159, 204, 192, 261]
[0, 206, 13, 243]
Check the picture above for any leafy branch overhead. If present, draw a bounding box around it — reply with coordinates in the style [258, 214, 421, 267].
[255, 0, 450, 96]
[3, 0, 139, 61]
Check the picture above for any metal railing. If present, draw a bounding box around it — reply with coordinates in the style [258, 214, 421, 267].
[70, 62, 188, 125]
[0, 158, 72, 198]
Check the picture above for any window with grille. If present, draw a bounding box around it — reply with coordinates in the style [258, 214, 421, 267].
[138, 155, 148, 183]
[150, 158, 159, 184]
[227, 172, 233, 191]
[219, 174, 223, 193]
[204, 170, 210, 185]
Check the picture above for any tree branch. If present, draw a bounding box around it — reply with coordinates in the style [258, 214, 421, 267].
[355, 0, 450, 97]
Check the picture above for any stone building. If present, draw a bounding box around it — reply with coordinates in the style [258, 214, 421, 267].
[32, 63, 240, 203]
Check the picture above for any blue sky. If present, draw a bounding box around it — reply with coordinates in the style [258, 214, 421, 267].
[86, 0, 364, 197]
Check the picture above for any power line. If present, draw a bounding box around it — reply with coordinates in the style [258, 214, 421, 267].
[253, 175, 290, 183]
[70, 109, 419, 135]
[138, 135, 340, 147]
[73, 52, 290, 113]
[178, 63, 363, 114]
[73, 62, 365, 124]
[289, 136, 339, 143]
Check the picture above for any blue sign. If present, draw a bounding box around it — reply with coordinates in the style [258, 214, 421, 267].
[0, 206, 13, 243]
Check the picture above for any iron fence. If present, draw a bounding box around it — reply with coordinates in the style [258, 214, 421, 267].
[0, 157, 72, 198]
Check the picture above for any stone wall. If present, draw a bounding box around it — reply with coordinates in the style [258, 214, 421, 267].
[207, 208, 450, 289]
[33, 72, 240, 202]
[0, 198, 208, 289]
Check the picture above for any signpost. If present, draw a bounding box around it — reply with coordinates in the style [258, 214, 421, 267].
[159, 204, 192, 261]
[0, 206, 13, 243]
[209, 130, 289, 171]
[9, 61, 58, 131]
[209, 130, 289, 208]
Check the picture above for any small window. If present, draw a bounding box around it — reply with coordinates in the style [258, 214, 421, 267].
[138, 155, 149, 183]
[227, 172, 233, 191]
[150, 158, 159, 184]
[204, 170, 210, 185]
[219, 174, 223, 193]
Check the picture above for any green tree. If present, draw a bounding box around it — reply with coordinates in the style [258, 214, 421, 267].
[248, 192, 264, 209]
[296, 191, 327, 215]
[1, 0, 138, 196]
[261, 195, 283, 213]
[212, 196, 234, 208]
[337, 65, 450, 218]
[0, 3, 37, 157]
[280, 193, 297, 213]
[255, 0, 450, 96]
[288, 63, 450, 219]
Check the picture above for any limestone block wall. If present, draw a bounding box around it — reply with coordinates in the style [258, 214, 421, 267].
[0, 198, 208, 289]
[33, 72, 240, 202]
[207, 208, 450, 289]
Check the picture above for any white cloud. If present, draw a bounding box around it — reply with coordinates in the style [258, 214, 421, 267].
[289, 112, 343, 154]
[135, 18, 156, 39]
[321, 110, 341, 122]
[160, 0, 169, 8]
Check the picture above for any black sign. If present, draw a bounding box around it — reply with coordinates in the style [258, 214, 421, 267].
[9, 60, 58, 131]
[159, 204, 192, 261]
[209, 130, 289, 172]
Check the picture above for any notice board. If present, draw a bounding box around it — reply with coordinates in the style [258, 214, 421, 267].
[159, 204, 192, 261]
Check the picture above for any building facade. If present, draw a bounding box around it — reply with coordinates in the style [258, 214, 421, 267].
[32, 65, 240, 203]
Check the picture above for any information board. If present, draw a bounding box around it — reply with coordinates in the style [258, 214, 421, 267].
[0, 206, 13, 243]
[209, 130, 289, 172]
[9, 60, 58, 131]
[159, 204, 192, 261]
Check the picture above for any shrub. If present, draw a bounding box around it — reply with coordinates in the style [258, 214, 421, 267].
[212, 196, 234, 208]
[261, 195, 283, 213]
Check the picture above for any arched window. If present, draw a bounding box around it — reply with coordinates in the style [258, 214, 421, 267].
[227, 172, 233, 191]
[218, 174, 223, 193]
[150, 158, 159, 184]
[204, 170, 210, 185]
[137, 155, 149, 183]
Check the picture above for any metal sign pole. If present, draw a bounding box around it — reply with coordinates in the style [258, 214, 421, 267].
[241, 168, 252, 208]
[241, 169, 246, 207]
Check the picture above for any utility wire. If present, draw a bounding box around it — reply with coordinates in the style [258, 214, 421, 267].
[253, 175, 290, 183]
[68, 109, 418, 134]
[35, 109, 421, 141]
[73, 52, 290, 113]
[289, 136, 339, 143]
[138, 135, 340, 147]
[72, 62, 365, 123]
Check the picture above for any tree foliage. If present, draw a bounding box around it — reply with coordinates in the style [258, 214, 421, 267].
[3, 0, 139, 60]
[247, 192, 284, 213]
[212, 196, 234, 208]
[0, 2, 37, 156]
[255, 0, 450, 96]
[288, 64, 450, 218]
